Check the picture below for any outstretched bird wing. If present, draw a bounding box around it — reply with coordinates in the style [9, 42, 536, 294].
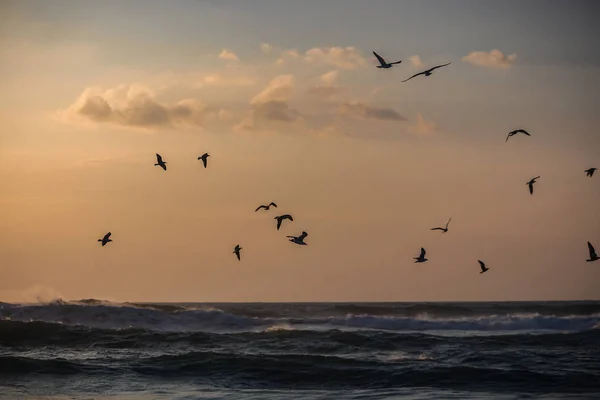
[402, 71, 426, 82]
[283, 214, 293, 221]
[528, 183, 534, 194]
[505, 132, 512, 142]
[373, 51, 387, 66]
[478, 260, 486, 271]
[156, 153, 163, 163]
[269, 202, 278, 208]
[276, 219, 282, 230]
[255, 205, 267, 212]
[298, 231, 308, 240]
[419, 248, 426, 258]
[430, 227, 444, 231]
[104, 232, 112, 241]
[517, 129, 530, 136]
[427, 62, 451, 73]
[445, 218, 452, 229]
[201, 157, 207, 168]
[588, 242, 597, 259]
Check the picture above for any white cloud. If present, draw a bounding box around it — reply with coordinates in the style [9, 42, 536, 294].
[408, 113, 438, 135]
[260, 43, 273, 54]
[409, 55, 424, 68]
[251, 74, 294, 104]
[304, 46, 366, 70]
[218, 49, 240, 62]
[339, 101, 405, 121]
[276, 49, 300, 66]
[462, 49, 517, 69]
[306, 70, 342, 99]
[202, 73, 255, 86]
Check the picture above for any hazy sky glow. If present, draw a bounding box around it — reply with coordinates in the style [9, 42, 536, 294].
[1, 0, 599, 303]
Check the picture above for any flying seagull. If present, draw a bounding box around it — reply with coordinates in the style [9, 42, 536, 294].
[373, 51, 402, 69]
[255, 202, 278, 212]
[155, 153, 167, 171]
[526, 176, 540, 195]
[478, 260, 489, 274]
[98, 232, 112, 246]
[233, 245, 242, 261]
[506, 129, 531, 142]
[274, 214, 293, 230]
[587, 242, 599, 262]
[414, 247, 428, 263]
[287, 231, 308, 246]
[402, 62, 451, 82]
[431, 218, 452, 233]
[198, 153, 210, 168]
[585, 168, 597, 177]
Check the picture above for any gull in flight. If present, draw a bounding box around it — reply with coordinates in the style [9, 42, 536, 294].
[526, 176, 540, 195]
[274, 214, 293, 230]
[585, 168, 597, 178]
[587, 242, 599, 262]
[506, 129, 531, 142]
[478, 260, 489, 274]
[373, 51, 402, 69]
[198, 153, 210, 168]
[98, 232, 112, 247]
[287, 231, 308, 246]
[402, 62, 451, 82]
[414, 247, 428, 263]
[255, 202, 278, 212]
[233, 245, 242, 261]
[155, 153, 167, 171]
[431, 218, 452, 233]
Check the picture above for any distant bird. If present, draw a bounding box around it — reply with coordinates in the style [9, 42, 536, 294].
[402, 62, 451, 82]
[155, 153, 167, 171]
[255, 202, 278, 212]
[274, 214, 293, 230]
[233, 245, 242, 261]
[414, 247, 428, 263]
[287, 231, 308, 246]
[587, 242, 599, 262]
[585, 168, 597, 178]
[431, 218, 452, 233]
[526, 176, 540, 195]
[198, 153, 210, 168]
[478, 260, 489, 274]
[373, 51, 402, 69]
[505, 129, 531, 142]
[98, 232, 112, 246]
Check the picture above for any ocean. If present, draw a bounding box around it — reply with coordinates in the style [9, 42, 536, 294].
[0, 300, 599, 399]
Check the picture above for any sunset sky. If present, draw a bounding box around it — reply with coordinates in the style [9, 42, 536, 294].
[1, 0, 599, 303]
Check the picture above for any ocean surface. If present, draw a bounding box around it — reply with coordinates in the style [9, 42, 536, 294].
[0, 300, 599, 399]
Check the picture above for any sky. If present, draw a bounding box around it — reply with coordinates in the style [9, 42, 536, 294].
[1, 0, 599, 303]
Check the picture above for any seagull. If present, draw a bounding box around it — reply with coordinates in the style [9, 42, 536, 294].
[373, 51, 402, 69]
[287, 231, 308, 245]
[233, 245, 242, 261]
[431, 218, 452, 233]
[402, 62, 451, 82]
[274, 214, 293, 230]
[587, 242, 599, 262]
[255, 202, 278, 212]
[526, 176, 540, 195]
[198, 153, 210, 168]
[478, 260, 489, 274]
[506, 129, 531, 142]
[155, 153, 167, 171]
[414, 247, 428, 263]
[98, 232, 112, 246]
[585, 168, 597, 177]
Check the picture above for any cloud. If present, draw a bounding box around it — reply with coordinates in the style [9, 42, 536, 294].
[339, 101, 405, 122]
[218, 49, 240, 62]
[61, 84, 214, 130]
[276, 49, 300, 66]
[260, 43, 273, 54]
[306, 70, 342, 99]
[409, 55, 424, 68]
[408, 113, 438, 135]
[202, 73, 255, 86]
[462, 49, 517, 69]
[304, 46, 366, 70]
[251, 74, 294, 104]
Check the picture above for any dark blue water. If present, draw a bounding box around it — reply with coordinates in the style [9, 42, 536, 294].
[1, 300, 599, 399]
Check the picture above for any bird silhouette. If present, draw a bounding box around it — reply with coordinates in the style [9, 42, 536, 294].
[585, 168, 597, 178]
[506, 129, 531, 142]
[155, 153, 167, 171]
[478, 260, 489, 274]
[373, 51, 402, 68]
[402, 62, 451, 82]
[198, 153, 210, 168]
[431, 218, 452, 233]
[587, 242, 599, 262]
[255, 202, 278, 212]
[233, 245, 242, 261]
[414, 247, 428, 263]
[526, 176, 540, 195]
[98, 232, 112, 246]
[274, 214, 293, 230]
[287, 231, 308, 245]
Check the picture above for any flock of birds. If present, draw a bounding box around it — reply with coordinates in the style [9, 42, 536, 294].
[97, 50, 600, 273]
